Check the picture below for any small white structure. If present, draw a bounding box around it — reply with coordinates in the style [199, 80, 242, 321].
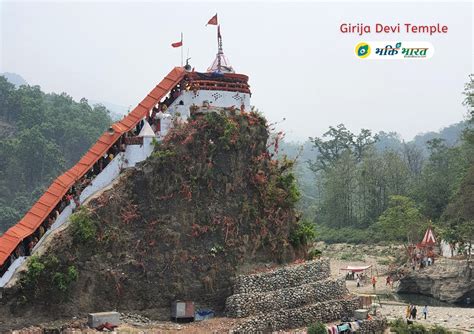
[124, 122, 156, 167]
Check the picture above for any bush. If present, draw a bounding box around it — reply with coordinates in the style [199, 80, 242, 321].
[289, 220, 317, 248]
[307, 321, 327, 334]
[389, 318, 452, 334]
[23, 256, 45, 285]
[276, 171, 300, 207]
[339, 251, 365, 262]
[151, 149, 176, 160]
[307, 248, 322, 259]
[70, 208, 97, 243]
[430, 325, 450, 334]
[19, 255, 79, 301]
[53, 265, 78, 292]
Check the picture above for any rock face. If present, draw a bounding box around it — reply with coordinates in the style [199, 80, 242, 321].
[226, 259, 387, 333]
[397, 258, 473, 303]
[0, 112, 303, 329]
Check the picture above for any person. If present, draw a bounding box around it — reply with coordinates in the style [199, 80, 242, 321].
[371, 276, 377, 289]
[38, 225, 45, 238]
[406, 304, 411, 318]
[410, 305, 417, 320]
[356, 276, 360, 288]
[386, 275, 391, 286]
[422, 305, 428, 319]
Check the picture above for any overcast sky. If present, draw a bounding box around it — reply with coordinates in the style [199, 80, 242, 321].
[1, 1, 472, 141]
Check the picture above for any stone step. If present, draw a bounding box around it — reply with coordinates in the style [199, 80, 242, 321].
[233, 258, 330, 295]
[230, 296, 360, 333]
[226, 277, 347, 318]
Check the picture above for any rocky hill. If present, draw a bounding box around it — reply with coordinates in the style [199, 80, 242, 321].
[0, 111, 304, 329]
[397, 258, 473, 304]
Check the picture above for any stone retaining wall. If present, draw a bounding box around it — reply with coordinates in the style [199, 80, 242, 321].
[226, 277, 347, 318]
[231, 297, 360, 333]
[358, 318, 388, 334]
[233, 258, 330, 294]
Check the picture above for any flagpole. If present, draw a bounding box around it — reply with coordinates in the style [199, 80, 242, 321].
[217, 25, 222, 72]
[181, 32, 183, 67]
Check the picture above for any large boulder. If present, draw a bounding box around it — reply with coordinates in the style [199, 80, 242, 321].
[397, 258, 473, 303]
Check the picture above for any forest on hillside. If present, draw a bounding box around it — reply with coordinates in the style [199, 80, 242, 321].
[0, 76, 112, 233]
[280, 75, 473, 249]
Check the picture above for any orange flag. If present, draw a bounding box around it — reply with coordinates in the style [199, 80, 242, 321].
[207, 14, 218, 26]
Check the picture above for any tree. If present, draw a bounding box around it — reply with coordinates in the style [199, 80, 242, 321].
[412, 139, 466, 221]
[402, 143, 424, 177]
[441, 164, 474, 258]
[319, 150, 358, 228]
[308, 124, 354, 173]
[0, 76, 112, 233]
[374, 195, 426, 243]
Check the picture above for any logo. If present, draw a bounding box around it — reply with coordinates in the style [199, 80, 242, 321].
[355, 42, 371, 58]
[355, 41, 434, 60]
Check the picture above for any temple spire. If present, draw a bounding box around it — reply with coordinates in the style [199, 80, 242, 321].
[207, 24, 234, 73]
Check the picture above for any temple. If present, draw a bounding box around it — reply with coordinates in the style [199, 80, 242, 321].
[0, 35, 252, 286]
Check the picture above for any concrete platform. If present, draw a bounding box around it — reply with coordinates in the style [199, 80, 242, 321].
[87, 311, 120, 328]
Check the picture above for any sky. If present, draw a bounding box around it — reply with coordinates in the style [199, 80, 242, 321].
[0, 1, 472, 141]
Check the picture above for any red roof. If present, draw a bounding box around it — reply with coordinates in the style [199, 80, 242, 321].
[0, 67, 186, 266]
[419, 227, 436, 247]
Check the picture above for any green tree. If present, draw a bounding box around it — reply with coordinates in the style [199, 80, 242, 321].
[374, 195, 426, 243]
[440, 165, 474, 258]
[412, 139, 466, 221]
[0, 76, 112, 233]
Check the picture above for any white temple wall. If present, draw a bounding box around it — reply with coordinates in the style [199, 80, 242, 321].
[124, 138, 155, 167]
[158, 118, 173, 138]
[79, 152, 125, 203]
[168, 90, 251, 115]
[440, 240, 473, 258]
[0, 256, 26, 287]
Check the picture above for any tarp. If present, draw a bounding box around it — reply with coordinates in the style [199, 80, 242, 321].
[340, 265, 372, 272]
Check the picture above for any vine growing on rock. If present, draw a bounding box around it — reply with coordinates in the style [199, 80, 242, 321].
[6, 110, 306, 317]
[143, 111, 305, 256]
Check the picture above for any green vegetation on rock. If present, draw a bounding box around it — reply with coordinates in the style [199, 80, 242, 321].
[70, 207, 98, 244]
[307, 321, 327, 334]
[19, 255, 78, 302]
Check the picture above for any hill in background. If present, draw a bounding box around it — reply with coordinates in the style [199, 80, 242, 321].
[0, 76, 112, 233]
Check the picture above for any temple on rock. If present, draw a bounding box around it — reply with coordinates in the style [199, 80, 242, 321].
[0, 28, 251, 286]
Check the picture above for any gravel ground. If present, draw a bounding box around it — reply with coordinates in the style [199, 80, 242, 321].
[380, 304, 474, 333]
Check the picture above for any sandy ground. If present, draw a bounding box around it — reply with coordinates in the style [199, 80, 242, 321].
[379, 304, 474, 333]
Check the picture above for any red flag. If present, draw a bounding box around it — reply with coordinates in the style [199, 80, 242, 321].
[171, 33, 183, 48]
[207, 14, 218, 26]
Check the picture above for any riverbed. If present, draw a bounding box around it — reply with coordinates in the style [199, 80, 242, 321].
[325, 243, 474, 332]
